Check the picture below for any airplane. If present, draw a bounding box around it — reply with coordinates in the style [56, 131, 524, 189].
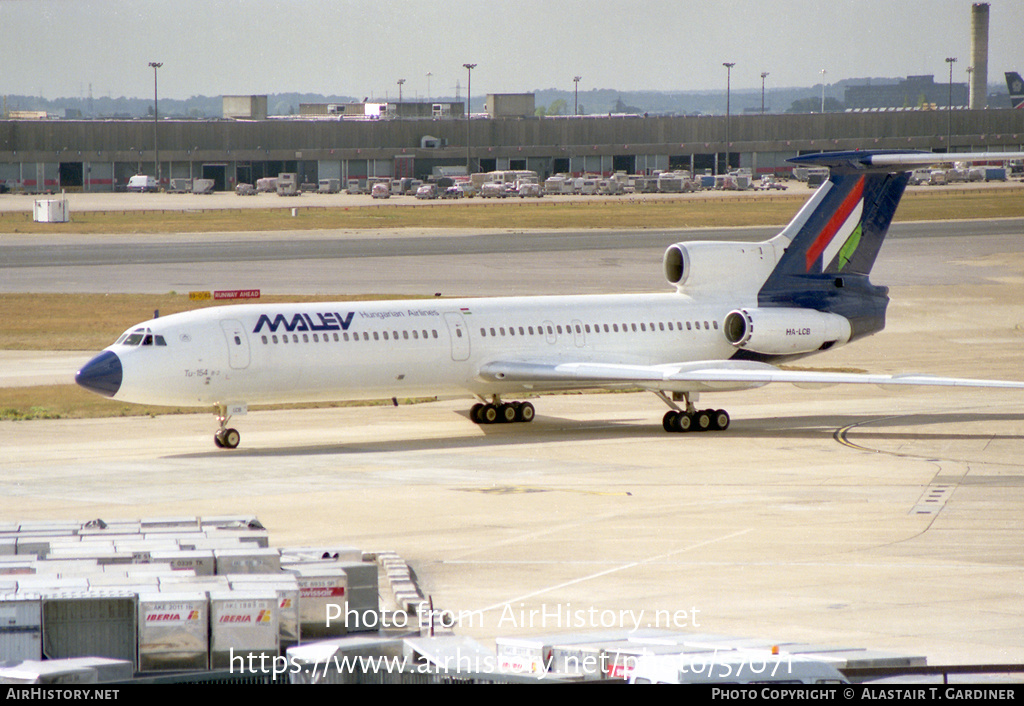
[75, 150, 1024, 449]
[1006, 71, 1024, 109]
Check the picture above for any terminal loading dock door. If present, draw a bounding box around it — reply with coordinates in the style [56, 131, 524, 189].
[202, 164, 227, 191]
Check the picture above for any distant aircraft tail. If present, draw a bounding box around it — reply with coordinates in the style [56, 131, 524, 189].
[1006, 71, 1024, 109]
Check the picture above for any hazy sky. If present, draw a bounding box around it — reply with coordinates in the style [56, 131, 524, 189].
[3, 0, 1022, 100]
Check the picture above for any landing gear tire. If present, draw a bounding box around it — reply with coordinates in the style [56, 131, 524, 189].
[516, 402, 536, 423]
[499, 403, 517, 423]
[677, 412, 694, 432]
[215, 428, 240, 449]
[711, 409, 730, 431]
[695, 410, 713, 431]
[663, 411, 680, 432]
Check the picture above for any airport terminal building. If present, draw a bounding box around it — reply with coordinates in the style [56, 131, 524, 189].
[1, 105, 1022, 192]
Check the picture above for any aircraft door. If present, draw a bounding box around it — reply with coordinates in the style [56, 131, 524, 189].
[571, 319, 586, 348]
[220, 319, 251, 369]
[443, 312, 470, 361]
[542, 320, 557, 345]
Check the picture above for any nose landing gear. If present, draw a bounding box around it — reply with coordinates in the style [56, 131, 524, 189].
[214, 405, 241, 449]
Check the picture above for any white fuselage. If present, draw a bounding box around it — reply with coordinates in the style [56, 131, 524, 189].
[108, 292, 746, 409]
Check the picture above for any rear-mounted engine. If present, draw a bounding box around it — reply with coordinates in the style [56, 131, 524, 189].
[723, 307, 851, 356]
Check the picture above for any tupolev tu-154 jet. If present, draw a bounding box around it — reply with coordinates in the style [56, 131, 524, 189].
[76, 150, 1024, 449]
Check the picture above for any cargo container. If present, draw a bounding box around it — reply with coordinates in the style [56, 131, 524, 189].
[39, 592, 138, 665]
[0, 595, 42, 661]
[209, 590, 279, 669]
[282, 566, 348, 638]
[137, 591, 209, 671]
[276, 173, 300, 196]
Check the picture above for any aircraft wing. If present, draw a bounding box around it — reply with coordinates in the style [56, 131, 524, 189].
[477, 359, 1024, 394]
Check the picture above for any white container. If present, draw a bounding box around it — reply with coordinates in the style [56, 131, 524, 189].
[32, 199, 69, 223]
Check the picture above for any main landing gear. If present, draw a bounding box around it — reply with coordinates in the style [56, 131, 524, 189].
[656, 392, 730, 433]
[470, 396, 536, 425]
[214, 405, 241, 449]
[662, 408, 730, 433]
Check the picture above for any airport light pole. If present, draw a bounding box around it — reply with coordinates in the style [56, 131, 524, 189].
[819, 68, 826, 113]
[946, 57, 957, 152]
[723, 62, 734, 173]
[760, 72, 769, 115]
[463, 63, 476, 174]
[149, 62, 162, 188]
[574, 75, 582, 115]
[396, 78, 405, 116]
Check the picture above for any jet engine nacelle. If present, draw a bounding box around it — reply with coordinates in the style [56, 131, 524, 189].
[723, 307, 852, 356]
[664, 241, 779, 294]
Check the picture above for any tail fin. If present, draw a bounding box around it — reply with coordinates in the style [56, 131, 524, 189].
[759, 150, 915, 340]
[1006, 71, 1024, 109]
[759, 149, 1024, 340]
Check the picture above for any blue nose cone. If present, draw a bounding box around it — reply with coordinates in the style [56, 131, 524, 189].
[75, 351, 122, 397]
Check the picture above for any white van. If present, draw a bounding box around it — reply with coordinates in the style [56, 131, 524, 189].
[629, 652, 848, 684]
[127, 175, 158, 192]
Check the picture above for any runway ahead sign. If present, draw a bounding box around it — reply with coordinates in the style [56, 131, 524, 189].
[189, 290, 261, 301]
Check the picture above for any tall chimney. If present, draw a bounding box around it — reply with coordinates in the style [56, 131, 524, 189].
[970, 3, 989, 109]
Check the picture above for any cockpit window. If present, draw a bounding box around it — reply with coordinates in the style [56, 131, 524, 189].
[119, 327, 167, 347]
